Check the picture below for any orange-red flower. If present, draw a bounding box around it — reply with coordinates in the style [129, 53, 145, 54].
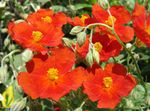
[8, 9, 68, 54]
[76, 33, 122, 61]
[92, 4, 134, 42]
[132, 3, 150, 47]
[27, 9, 68, 27]
[84, 63, 136, 109]
[68, 14, 92, 26]
[8, 21, 64, 54]
[17, 48, 86, 101]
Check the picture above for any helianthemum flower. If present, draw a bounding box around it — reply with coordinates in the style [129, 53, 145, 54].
[27, 9, 68, 27]
[8, 9, 68, 54]
[92, 4, 134, 42]
[132, 3, 150, 47]
[84, 63, 137, 109]
[68, 14, 90, 26]
[17, 48, 86, 101]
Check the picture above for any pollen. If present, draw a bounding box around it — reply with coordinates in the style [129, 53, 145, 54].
[32, 31, 43, 42]
[105, 16, 116, 26]
[94, 42, 103, 52]
[41, 16, 52, 23]
[47, 68, 59, 81]
[103, 77, 113, 88]
[80, 15, 88, 24]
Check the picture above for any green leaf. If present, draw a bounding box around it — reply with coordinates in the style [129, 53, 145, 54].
[74, 4, 92, 10]
[51, 5, 67, 12]
[0, 65, 8, 84]
[10, 98, 27, 111]
[13, 54, 26, 72]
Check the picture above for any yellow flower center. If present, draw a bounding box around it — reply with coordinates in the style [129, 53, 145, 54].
[32, 31, 43, 42]
[105, 16, 116, 26]
[94, 42, 103, 52]
[47, 68, 59, 81]
[80, 15, 88, 24]
[135, 38, 144, 48]
[145, 25, 150, 35]
[41, 16, 52, 23]
[103, 77, 113, 88]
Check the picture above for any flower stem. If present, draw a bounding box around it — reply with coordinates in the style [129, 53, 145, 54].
[1, 49, 21, 68]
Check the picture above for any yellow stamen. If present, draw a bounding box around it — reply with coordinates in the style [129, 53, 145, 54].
[103, 77, 113, 88]
[135, 38, 144, 48]
[80, 15, 88, 24]
[41, 16, 52, 23]
[105, 16, 116, 26]
[145, 25, 150, 35]
[47, 68, 59, 81]
[32, 31, 43, 42]
[94, 42, 103, 52]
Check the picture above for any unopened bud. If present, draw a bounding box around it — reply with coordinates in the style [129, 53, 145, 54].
[92, 48, 100, 64]
[21, 49, 33, 62]
[8, 44, 16, 51]
[62, 38, 73, 48]
[98, 0, 109, 9]
[77, 32, 86, 46]
[70, 26, 84, 35]
[126, 43, 132, 49]
[86, 50, 94, 67]
[4, 38, 10, 47]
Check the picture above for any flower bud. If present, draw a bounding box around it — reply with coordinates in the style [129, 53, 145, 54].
[62, 38, 73, 48]
[126, 43, 132, 49]
[21, 49, 33, 62]
[70, 26, 84, 35]
[4, 38, 10, 47]
[8, 44, 16, 51]
[92, 48, 100, 64]
[98, 0, 109, 9]
[86, 49, 94, 67]
[77, 32, 86, 46]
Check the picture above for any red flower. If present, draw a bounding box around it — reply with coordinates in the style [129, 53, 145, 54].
[132, 3, 150, 47]
[92, 4, 134, 42]
[17, 48, 86, 101]
[8, 21, 64, 54]
[8, 9, 68, 54]
[76, 33, 122, 61]
[27, 9, 68, 27]
[68, 14, 92, 26]
[84, 63, 136, 109]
